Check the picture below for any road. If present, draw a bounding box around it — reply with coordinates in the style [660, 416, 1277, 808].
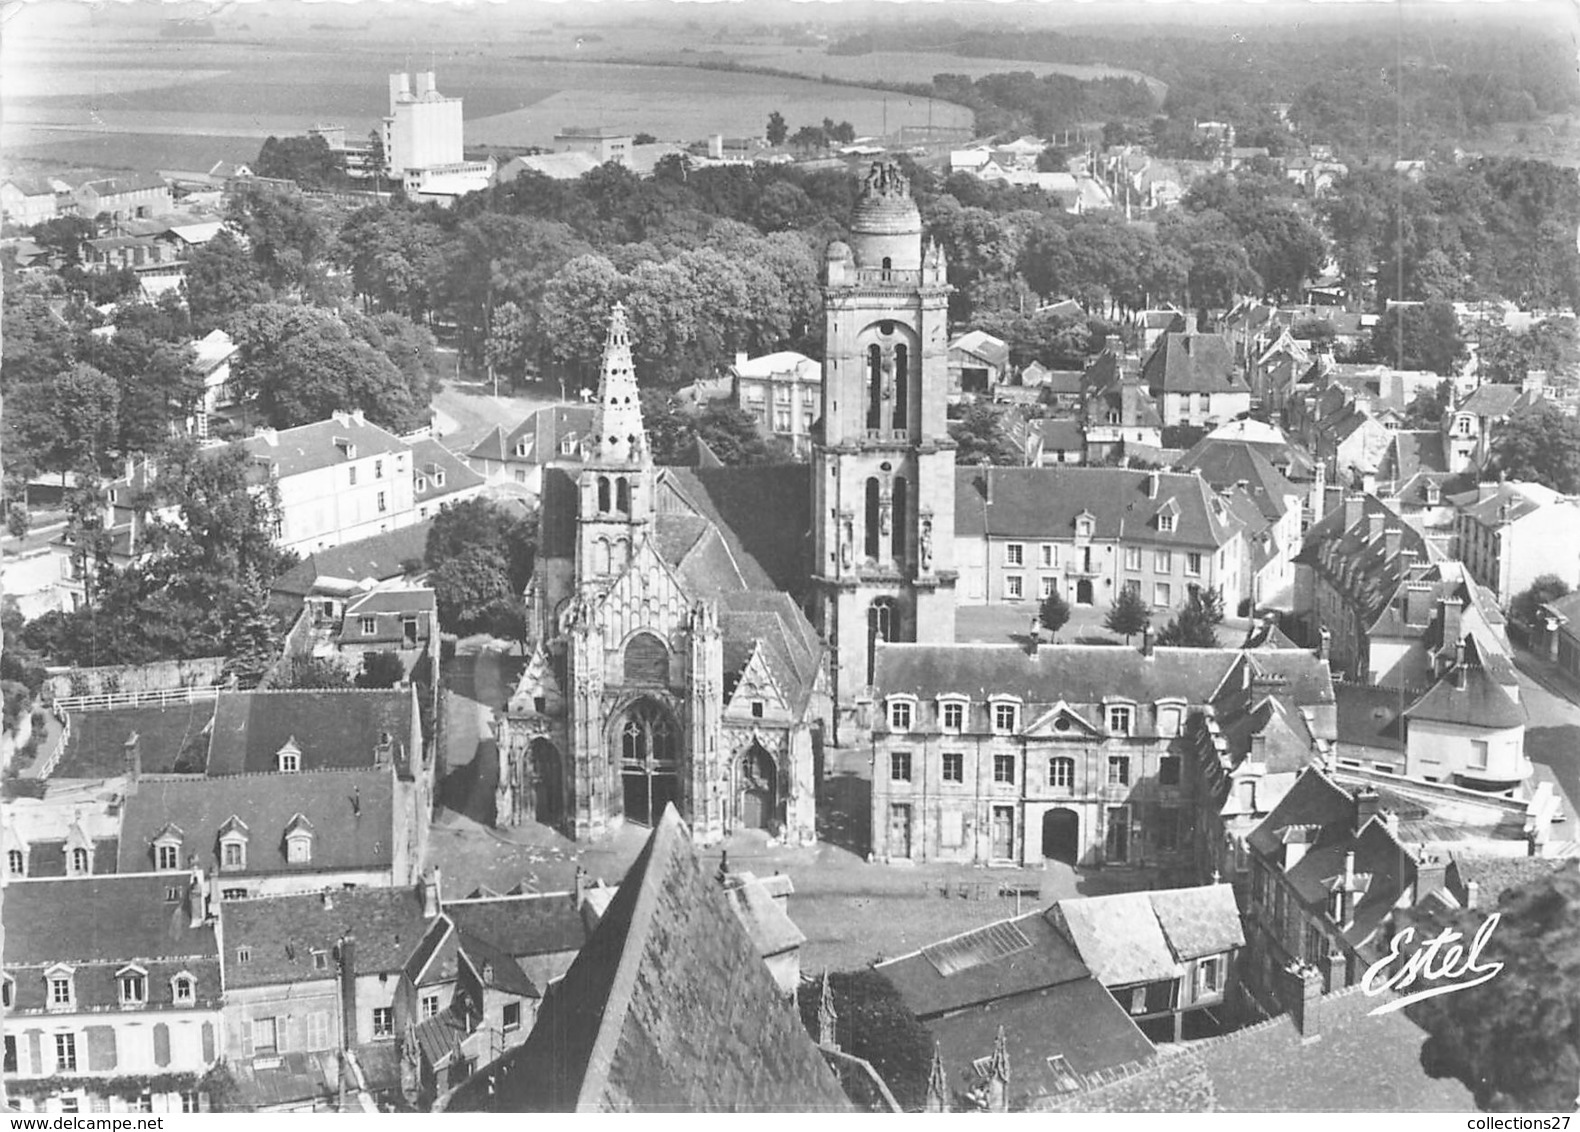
[1511, 646, 1580, 845]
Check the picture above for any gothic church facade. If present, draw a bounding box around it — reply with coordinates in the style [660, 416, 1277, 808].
[500, 163, 958, 843]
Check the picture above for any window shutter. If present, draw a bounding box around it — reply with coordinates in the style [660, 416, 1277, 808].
[153, 1022, 171, 1068]
[86, 1025, 118, 1071]
[25, 1029, 43, 1075]
[201, 1022, 216, 1063]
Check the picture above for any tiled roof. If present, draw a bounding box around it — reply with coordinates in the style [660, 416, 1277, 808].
[229, 1050, 344, 1109]
[955, 466, 1237, 549]
[1141, 332, 1241, 395]
[1034, 418, 1085, 451]
[1458, 383, 1526, 419]
[1146, 884, 1245, 960]
[118, 767, 397, 877]
[269, 521, 432, 599]
[876, 908, 1090, 1018]
[239, 415, 411, 480]
[204, 689, 416, 776]
[456, 926, 540, 999]
[1046, 986, 1474, 1112]
[442, 807, 851, 1113]
[4, 873, 218, 966]
[54, 700, 218, 778]
[1051, 893, 1180, 986]
[874, 642, 1239, 707]
[218, 885, 431, 988]
[731, 351, 818, 381]
[444, 892, 591, 959]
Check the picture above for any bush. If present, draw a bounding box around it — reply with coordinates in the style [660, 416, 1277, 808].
[355, 651, 406, 689]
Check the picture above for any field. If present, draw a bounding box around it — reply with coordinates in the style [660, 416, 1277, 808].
[1, 13, 979, 177]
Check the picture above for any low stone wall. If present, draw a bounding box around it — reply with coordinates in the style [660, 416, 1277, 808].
[45, 656, 228, 701]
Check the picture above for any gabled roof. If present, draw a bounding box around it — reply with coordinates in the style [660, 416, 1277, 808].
[1458, 383, 1527, 419]
[409, 436, 485, 500]
[731, 351, 818, 381]
[219, 885, 431, 988]
[118, 767, 397, 876]
[1404, 636, 1527, 730]
[4, 873, 219, 966]
[442, 807, 851, 1112]
[1051, 893, 1180, 985]
[1176, 439, 1298, 522]
[53, 700, 217, 778]
[1141, 332, 1240, 395]
[78, 173, 171, 197]
[239, 414, 411, 480]
[949, 330, 1011, 369]
[955, 466, 1238, 549]
[269, 522, 432, 600]
[204, 689, 416, 777]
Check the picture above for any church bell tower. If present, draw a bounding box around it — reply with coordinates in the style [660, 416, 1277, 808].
[576, 302, 653, 587]
[812, 162, 957, 715]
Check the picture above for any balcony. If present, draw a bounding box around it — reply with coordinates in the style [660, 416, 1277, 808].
[852, 267, 922, 288]
[861, 428, 912, 446]
[1064, 562, 1100, 578]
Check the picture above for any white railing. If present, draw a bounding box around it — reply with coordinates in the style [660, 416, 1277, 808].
[54, 684, 223, 714]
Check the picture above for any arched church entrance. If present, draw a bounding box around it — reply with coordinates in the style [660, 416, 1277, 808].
[1042, 807, 1080, 865]
[615, 698, 680, 826]
[528, 738, 563, 826]
[738, 744, 778, 832]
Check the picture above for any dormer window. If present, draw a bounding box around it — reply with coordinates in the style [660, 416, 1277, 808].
[1158, 512, 1176, 533]
[939, 697, 967, 732]
[888, 698, 914, 732]
[515, 441, 530, 458]
[219, 817, 249, 871]
[1107, 703, 1134, 735]
[171, 974, 195, 1004]
[1156, 703, 1184, 738]
[1074, 512, 1095, 540]
[277, 738, 302, 774]
[5, 849, 23, 877]
[69, 847, 90, 875]
[416, 476, 427, 492]
[360, 616, 376, 635]
[118, 965, 147, 1006]
[46, 965, 75, 1009]
[433, 469, 445, 487]
[284, 815, 314, 864]
[153, 825, 184, 871]
[992, 701, 1020, 734]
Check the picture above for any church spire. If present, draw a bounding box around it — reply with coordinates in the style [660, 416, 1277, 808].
[986, 1025, 1010, 1113]
[592, 302, 647, 467]
[924, 1043, 948, 1113]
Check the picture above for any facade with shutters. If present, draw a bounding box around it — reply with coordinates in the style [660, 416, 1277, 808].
[2, 874, 223, 1115]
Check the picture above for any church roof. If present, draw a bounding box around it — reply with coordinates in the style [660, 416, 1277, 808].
[441, 807, 851, 1112]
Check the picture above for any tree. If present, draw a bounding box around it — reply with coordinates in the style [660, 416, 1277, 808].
[220, 568, 279, 686]
[429, 546, 514, 635]
[1510, 574, 1573, 627]
[8, 363, 122, 478]
[1488, 403, 1580, 494]
[276, 655, 353, 689]
[1371, 301, 1468, 376]
[1039, 589, 1072, 636]
[1404, 865, 1580, 1110]
[949, 404, 1022, 466]
[1155, 585, 1224, 648]
[695, 404, 772, 466]
[356, 650, 406, 689]
[253, 133, 343, 189]
[424, 498, 537, 593]
[766, 110, 789, 147]
[1104, 585, 1151, 643]
[1402, 381, 1454, 430]
[798, 969, 932, 1110]
[183, 230, 274, 333]
[226, 184, 327, 291]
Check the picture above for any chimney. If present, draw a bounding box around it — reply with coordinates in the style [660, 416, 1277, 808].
[1425, 480, 1441, 506]
[734, 350, 748, 370]
[573, 866, 586, 909]
[1250, 731, 1268, 763]
[1361, 471, 1377, 496]
[1383, 527, 1402, 559]
[1147, 470, 1160, 499]
[1464, 879, 1480, 909]
[1288, 961, 1325, 1041]
[1317, 627, 1331, 663]
[187, 864, 207, 929]
[1367, 512, 1385, 542]
[422, 868, 442, 918]
[1453, 637, 1468, 689]
[1498, 500, 1512, 525]
[980, 464, 994, 505]
[1344, 493, 1365, 531]
[1404, 582, 1434, 625]
[709, 134, 724, 159]
[1140, 623, 1154, 657]
[337, 935, 358, 1048]
[123, 732, 142, 788]
[1353, 788, 1381, 833]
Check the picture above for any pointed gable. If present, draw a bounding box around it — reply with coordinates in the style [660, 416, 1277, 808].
[442, 807, 851, 1113]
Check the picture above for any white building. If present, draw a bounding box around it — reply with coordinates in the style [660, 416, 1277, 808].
[383, 72, 464, 182]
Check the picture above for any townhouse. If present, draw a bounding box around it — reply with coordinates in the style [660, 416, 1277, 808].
[729, 350, 821, 457]
[1140, 331, 1251, 429]
[1449, 480, 1580, 608]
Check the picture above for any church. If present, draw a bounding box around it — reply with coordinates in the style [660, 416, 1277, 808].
[499, 162, 960, 845]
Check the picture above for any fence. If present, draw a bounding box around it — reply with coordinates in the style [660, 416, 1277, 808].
[45, 656, 229, 702]
[53, 684, 223, 714]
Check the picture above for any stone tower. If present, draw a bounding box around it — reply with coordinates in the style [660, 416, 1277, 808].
[812, 161, 957, 717]
[576, 302, 653, 587]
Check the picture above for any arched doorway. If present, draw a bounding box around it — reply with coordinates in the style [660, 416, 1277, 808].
[1075, 579, 1094, 606]
[615, 698, 679, 826]
[1042, 808, 1080, 865]
[738, 744, 777, 831]
[528, 738, 562, 826]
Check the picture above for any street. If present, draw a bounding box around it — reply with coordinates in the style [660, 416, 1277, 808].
[1511, 645, 1580, 846]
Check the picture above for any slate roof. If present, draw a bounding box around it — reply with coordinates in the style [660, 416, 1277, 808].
[718, 590, 824, 712]
[1334, 683, 1408, 753]
[1450, 481, 1563, 527]
[443, 893, 592, 960]
[442, 807, 851, 1113]
[1297, 494, 1441, 636]
[118, 768, 397, 877]
[219, 885, 431, 989]
[1175, 440, 1298, 522]
[1045, 986, 1474, 1112]
[409, 437, 485, 502]
[661, 465, 813, 599]
[875, 643, 1239, 707]
[17, 838, 120, 878]
[1381, 430, 1449, 482]
[270, 522, 432, 600]
[204, 689, 416, 776]
[1141, 332, 1241, 396]
[54, 700, 218, 778]
[228, 1050, 345, 1110]
[468, 405, 597, 467]
[1034, 418, 1085, 452]
[79, 174, 171, 197]
[1403, 636, 1527, 730]
[955, 466, 1238, 549]
[876, 909, 1089, 1018]
[1458, 383, 1527, 419]
[239, 415, 411, 480]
